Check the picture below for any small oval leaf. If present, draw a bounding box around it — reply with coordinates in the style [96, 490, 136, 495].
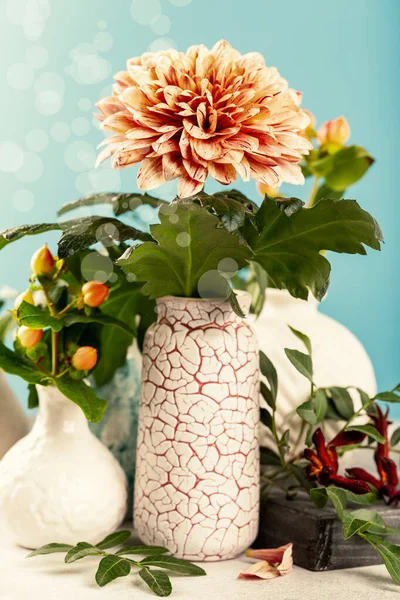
[95, 555, 131, 587]
[139, 555, 206, 576]
[139, 568, 172, 597]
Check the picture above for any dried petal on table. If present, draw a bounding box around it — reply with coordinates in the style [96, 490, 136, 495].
[239, 543, 293, 580]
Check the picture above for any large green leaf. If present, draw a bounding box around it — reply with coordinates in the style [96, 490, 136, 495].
[63, 312, 134, 336]
[117, 203, 252, 299]
[245, 197, 382, 300]
[325, 146, 374, 191]
[57, 192, 166, 217]
[0, 218, 151, 257]
[0, 341, 52, 386]
[95, 555, 131, 587]
[0, 222, 63, 251]
[17, 301, 63, 332]
[54, 376, 107, 423]
[57, 217, 151, 259]
[139, 568, 172, 597]
[177, 190, 260, 234]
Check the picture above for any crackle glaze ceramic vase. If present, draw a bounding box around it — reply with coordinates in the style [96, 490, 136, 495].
[253, 289, 377, 444]
[0, 385, 127, 549]
[134, 293, 260, 561]
[0, 370, 29, 459]
[91, 342, 142, 515]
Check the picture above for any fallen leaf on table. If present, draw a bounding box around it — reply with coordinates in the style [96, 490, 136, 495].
[239, 543, 293, 580]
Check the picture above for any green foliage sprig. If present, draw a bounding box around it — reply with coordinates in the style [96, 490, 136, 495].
[27, 530, 206, 597]
[259, 327, 400, 584]
[0, 243, 154, 421]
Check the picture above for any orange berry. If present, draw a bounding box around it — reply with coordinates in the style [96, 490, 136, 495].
[30, 244, 55, 276]
[17, 326, 43, 349]
[81, 281, 109, 307]
[15, 289, 34, 310]
[71, 346, 98, 371]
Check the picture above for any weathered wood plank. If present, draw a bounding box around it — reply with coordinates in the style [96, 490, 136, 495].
[256, 487, 400, 571]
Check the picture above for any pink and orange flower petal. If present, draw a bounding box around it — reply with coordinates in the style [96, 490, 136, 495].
[96, 40, 312, 197]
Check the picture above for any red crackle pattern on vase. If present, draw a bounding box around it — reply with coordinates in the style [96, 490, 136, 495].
[133, 294, 260, 561]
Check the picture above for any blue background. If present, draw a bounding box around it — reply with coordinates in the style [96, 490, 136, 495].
[0, 0, 399, 410]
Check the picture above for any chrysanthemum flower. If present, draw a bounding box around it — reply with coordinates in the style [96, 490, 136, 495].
[96, 40, 312, 197]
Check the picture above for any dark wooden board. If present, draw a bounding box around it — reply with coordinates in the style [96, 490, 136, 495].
[255, 487, 400, 571]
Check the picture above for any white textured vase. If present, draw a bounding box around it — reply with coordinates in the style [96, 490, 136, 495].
[253, 289, 377, 444]
[134, 294, 260, 561]
[0, 370, 29, 459]
[0, 385, 127, 549]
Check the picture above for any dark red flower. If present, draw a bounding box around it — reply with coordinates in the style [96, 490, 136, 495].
[304, 428, 370, 494]
[346, 406, 400, 505]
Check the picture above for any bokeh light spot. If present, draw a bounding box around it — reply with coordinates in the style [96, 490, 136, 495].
[50, 122, 71, 142]
[93, 32, 114, 52]
[25, 46, 49, 69]
[16, 152, 44, 183]
[78, 97, 92, 111]
[148, 38, 177, 52]
[169, 0, 192, 5]
[81, 252, 114, 282]
[7, 63, 34, 90]
[151, 15, 171, 35]
[0, 142, 24, 173]
[12, 190, 35, 213]
[198, 270, 230, 300]
[71, 117, 91, 137]
[176, 232, 191, 247]
[26, 129, 49, 152]
[64, 141, 96, 172]
[130, 0, 162, 25]
[218, 257, 239, 279]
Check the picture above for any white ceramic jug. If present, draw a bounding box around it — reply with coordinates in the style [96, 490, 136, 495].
[0, 371, 29, 459]
[0, 385, 127, 549]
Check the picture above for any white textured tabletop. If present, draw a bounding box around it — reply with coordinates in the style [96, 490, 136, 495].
[0, 524, 398, 600]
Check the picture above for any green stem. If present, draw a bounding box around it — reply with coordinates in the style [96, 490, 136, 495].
[51, 331, 59, 376]
[35, 359, 52, 377]
[42, 286, 56, 317]
[58, 298, 78, 316]
[290, 420, 306, 461]
[271, 410, 287, 470]
[306, 175, 320, 208]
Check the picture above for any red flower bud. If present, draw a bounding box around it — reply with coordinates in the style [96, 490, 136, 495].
[81, 281, 109, 307]
[30, 244, 54, 276]
[381, 457, 399, 487]
[329, 474, 371, 495]
[346, 467, 381, 490]
[14, 289, 34, 310]
[71, 346, 97, 371]
[17, 326, 43, 349]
